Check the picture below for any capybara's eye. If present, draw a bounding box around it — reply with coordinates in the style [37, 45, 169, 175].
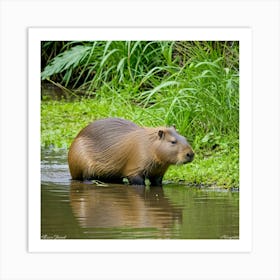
[171, 140, 177, 145]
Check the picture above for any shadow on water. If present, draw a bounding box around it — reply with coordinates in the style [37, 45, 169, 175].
[41, 149, 239, 239]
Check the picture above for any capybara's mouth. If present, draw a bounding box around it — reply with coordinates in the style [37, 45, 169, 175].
[182, 160, 192, 164]
[177, 158, 194, 165]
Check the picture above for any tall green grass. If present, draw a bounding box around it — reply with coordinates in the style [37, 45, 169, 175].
[42, 41, 176, 91]
[41, 41, 239, 149]
[41, 41, 239, 187]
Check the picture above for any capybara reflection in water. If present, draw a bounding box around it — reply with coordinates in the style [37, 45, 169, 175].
[68, 118, 194, 186]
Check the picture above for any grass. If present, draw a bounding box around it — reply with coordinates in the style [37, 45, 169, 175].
[41, 41, 239, 188]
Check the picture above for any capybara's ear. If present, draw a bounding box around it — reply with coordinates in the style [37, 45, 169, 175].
[158, 130, 165, 139]
[171, 124, 176, 130]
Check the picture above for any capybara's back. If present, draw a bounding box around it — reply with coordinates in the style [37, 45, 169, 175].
[68, 117, 194, 186]
[68, 118, 139, 180]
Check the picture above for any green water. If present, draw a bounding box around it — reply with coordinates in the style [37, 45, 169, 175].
[41, 149, 239, 239]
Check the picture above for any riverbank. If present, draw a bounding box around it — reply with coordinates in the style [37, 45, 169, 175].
[41, 97, 239, 188]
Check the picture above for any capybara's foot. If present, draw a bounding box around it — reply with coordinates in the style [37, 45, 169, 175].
[128, 175, 145, 186]
[149, 176, 163, 187]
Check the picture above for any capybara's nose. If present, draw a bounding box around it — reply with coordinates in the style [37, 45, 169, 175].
[186, 151, 194, 162]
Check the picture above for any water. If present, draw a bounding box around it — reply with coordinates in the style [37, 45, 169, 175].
[41, 149, 239, 239]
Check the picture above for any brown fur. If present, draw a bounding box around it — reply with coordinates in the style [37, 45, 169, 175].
[68, 118, 194, 186]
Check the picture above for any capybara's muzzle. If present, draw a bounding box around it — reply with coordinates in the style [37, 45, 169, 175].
[185, 150, 195, 163]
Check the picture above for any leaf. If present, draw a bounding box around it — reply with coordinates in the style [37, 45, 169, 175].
[100, 49, 118, 68]
[140, 80, 180, 106]
[201, 133, 214, 143]
[41, 45, 92, 80]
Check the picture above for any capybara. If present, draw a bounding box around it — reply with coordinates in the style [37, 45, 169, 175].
[68, 118, 194, 186]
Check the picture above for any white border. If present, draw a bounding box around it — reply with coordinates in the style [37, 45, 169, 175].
[1, 1, 279, 279]
[28, 27, 252, 253]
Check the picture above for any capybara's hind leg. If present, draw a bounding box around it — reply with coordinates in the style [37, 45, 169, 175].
[128, 175, 145, 186]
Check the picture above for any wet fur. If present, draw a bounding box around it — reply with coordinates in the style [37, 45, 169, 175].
[68, 118, 194, 186]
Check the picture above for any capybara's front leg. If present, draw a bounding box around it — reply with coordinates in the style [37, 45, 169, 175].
[128, 175, 145, 186]
[149, 176, 163, 187]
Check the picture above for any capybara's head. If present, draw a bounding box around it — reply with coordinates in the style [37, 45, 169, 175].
[154, 127, 194, 165]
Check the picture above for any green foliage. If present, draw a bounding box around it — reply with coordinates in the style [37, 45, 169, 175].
[41, 41, 239, 140]
[41, 41, 239, 188]
[42, 41, 177, 92]
[41, 45, 92, 86]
